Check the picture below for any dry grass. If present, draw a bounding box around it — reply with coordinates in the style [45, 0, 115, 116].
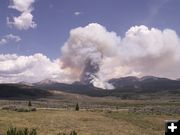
[0, 91, 180, 135]
[0, 109, 180, 135]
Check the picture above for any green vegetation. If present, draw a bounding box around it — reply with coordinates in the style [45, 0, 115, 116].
[0, 84, 51, 99]
[129, 106, 180, 115]
[57, 130, 77, 135]
[2, 105, 36, 112]
[75, 103, 79, 111]
[28, 101, 32, 107]
[6, 127, 37, 135]
[5, 127, 77, 135]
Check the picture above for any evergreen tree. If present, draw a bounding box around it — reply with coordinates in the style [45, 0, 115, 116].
[28, 101, 32, 107]
[75, 103, 79, 111]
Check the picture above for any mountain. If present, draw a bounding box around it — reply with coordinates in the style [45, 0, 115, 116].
[0, 83, 51, 99]
[32, 76, 180, 98]
[109, 76, 180, 91]
[34, 80, 105, 96]
[1, 76, 180, 99]
[1, 76, 179, 99]
[18, 81, 33, 86]
[34, 79, 59, 86]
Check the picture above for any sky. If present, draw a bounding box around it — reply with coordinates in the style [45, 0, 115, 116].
[0, 0, 180, 59]
[0, 0, 180, 88]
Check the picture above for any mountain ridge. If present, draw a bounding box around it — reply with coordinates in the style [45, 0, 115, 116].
[1, 76, 180, 99]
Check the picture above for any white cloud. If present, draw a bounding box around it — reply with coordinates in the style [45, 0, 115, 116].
[7, 0, 37, 30]
[1, 23, 180, 89]
[0, 34, 21, 46]
[8, 0, 35, 12]
[120, 25, 180, 78]
[0, 39, 7, 46]
[5, 34, 21, 42]
[7, 12, 37, 30]
[0, 53, 73, 83]
[74, 11, 81, 16]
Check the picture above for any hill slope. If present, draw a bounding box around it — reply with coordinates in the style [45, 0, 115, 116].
[0, 84, 51, 99]
[33, 76, 180, 99]
[109, 76, 180, 91]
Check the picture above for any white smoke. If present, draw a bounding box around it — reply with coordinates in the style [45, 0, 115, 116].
[60, 23, 180, 89]
[1, 23, 180, 89]
[61, 23, 120, 89]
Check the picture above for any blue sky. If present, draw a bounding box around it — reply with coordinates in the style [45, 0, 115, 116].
[1, 0, 180, 85]
[1, 0, 180, 59]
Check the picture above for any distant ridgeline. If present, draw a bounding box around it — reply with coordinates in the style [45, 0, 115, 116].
[0, 84, 51, 99]
[1, 76, 180, 99]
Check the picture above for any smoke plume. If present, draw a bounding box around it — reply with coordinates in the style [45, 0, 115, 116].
[1, 23, 180, 89]
[61, 23, 120, 89]
[60, 23, 180, 89]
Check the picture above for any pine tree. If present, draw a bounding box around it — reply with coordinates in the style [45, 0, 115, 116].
[28, 101, 32, 107]
[75, 103, 79, 111]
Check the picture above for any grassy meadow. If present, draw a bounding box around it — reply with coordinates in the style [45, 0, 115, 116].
[0, 91, 180, 135]
[0, 109, 180, 135]
[0, 107, 180, 135]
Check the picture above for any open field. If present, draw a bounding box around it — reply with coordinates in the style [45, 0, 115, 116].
[1, 90, 180, 109]
[0, 109, 180, 135]
[0, 91, 180, 135]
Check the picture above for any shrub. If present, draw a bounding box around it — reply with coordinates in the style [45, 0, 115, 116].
[75, 103, 79, 111]
[2, 105, 36, 112]
[69, 130, 77, 135]
[6, 127, 17, 135]
[57, 130, 77, 135]
[6, 127, 37, 135]
[6, 128, 77, 135]
[129, 106, 180, 115]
